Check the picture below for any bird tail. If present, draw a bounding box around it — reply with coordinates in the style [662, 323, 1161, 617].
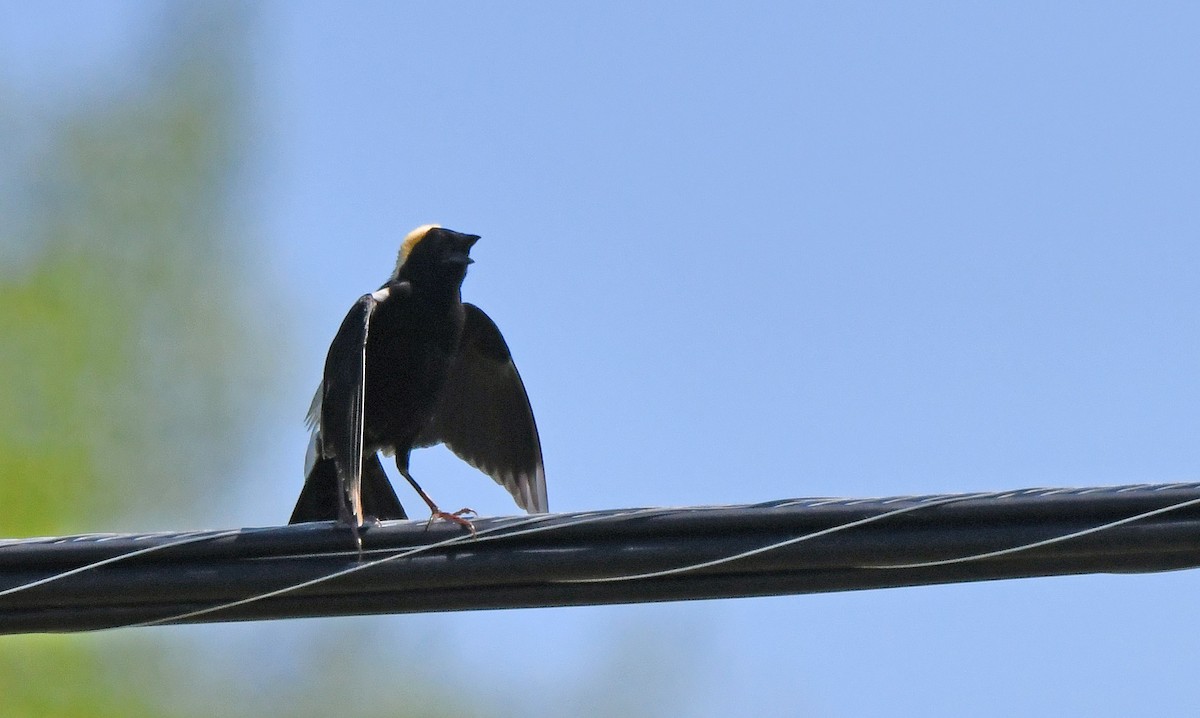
[289, 453, 408, 523]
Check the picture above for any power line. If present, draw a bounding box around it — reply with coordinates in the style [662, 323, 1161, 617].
[1, 482, 1198, 634]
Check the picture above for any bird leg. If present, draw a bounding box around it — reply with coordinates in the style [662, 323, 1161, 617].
[397, 468, 477, 536]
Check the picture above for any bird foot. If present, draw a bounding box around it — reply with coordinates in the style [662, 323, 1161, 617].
[425, 508, 478, 536]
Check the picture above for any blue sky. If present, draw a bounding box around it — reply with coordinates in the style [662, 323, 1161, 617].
[3, 2, 1199, 716]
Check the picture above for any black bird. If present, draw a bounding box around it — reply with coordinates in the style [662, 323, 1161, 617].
[289, 225, 547, 538]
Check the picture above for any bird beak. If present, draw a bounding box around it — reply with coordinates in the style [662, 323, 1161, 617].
[443, 251, 475, 266]
[443, 233, 480, 266]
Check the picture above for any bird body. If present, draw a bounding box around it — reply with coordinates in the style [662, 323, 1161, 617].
[289, 225, 547, 534]
[364, 283, 465, 457]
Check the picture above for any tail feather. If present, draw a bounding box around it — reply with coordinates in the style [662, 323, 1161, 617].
[290, 453, 407, 524]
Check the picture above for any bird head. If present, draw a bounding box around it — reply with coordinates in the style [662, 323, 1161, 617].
[392, 225, 481, 284]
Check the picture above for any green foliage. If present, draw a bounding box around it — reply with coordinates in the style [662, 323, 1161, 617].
[0, 6, 277, 718]
[0, 635, 167, 717]
[0, 7, 266, 536]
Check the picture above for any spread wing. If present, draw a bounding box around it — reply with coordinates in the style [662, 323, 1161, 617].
[318, 290, 385, 527]
[417, 303, 548, 513]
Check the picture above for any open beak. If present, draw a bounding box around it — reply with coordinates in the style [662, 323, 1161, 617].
[444, 233, 480, 265]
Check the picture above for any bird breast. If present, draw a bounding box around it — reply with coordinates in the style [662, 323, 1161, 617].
[362, 299, 465, 450]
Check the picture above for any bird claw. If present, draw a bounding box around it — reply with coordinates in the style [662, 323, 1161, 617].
[425, 509, 477, 536]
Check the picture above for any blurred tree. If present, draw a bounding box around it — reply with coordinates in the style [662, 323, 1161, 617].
[0, 5, 273, 717]
[0, 5, 265, 537]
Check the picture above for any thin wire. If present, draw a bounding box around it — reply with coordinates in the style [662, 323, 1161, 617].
[349, 299, 371, 529]
[560, 492, 995, 584]
[861, 494, 1200, 570]
[8, 484, 1199, 630]
[0, 528, 249, 598]
[560, 489, 1200, 583]
[120, 506, 668, 629]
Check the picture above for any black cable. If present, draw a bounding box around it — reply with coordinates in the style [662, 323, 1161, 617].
[1, 483, 1198, 634]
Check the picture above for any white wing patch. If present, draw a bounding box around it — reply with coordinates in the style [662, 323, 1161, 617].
[304, 383, 322, 431]
[303, 430, 320, 477]
[303, 383, 322, 478]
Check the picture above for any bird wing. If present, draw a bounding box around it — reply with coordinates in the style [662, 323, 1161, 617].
[303, 384, 322, 478]
[417, 303, 548, 513]
[304, 383, 322, 432]
[318, 289, 389, 527]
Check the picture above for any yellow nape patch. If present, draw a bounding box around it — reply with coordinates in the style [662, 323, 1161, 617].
[399, 224, 440, 264]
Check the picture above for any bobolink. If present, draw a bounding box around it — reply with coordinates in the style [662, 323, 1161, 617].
[289, 225, 547, 538]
